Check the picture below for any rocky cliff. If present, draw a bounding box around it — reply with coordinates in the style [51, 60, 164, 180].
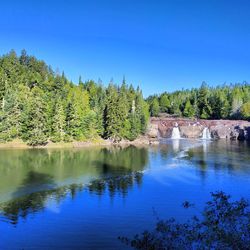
[147, 118, 250, 141]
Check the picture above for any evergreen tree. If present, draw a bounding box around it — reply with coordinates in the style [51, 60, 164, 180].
[159, 94, 170, 113]
[197, 82, 212, 118]
[241, 102, 250, 120]
[82, 110, 99, 139]
[104, 84, 121, 141]
[135, 90, 150, 134]
[128, 112, 141, 140]
[65, 97, 82, 141]
[0, 89, 22, 141]
[118, 83, 130, 138]
[24, 87, 48, 146]
[183, 100, 195, 117]
[51, 98, 66, 142]
[231, 89, 243, 119]
[150, 97, 160, 117]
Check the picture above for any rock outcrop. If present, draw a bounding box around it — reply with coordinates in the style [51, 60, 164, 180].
[149, 118, 250, 141]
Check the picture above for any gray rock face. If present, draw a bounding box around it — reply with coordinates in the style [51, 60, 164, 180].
[210, 124, 249, 140]
[180, 126, 203, 138]
[150, 118, 250, 141]
[147, 123, 159, 138]
[210, 125, 231, 139]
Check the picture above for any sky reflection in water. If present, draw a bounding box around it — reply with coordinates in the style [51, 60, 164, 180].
[0, 140, 250, 249]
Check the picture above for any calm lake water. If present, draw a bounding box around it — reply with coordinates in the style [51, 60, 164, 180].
[1, 140, 250, 249]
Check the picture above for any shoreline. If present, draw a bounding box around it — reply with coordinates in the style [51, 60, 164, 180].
[0, 137, 155, 149]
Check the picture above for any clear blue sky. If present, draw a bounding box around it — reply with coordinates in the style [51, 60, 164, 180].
[1, 0, 250, 96]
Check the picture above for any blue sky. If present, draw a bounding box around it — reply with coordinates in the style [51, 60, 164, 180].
[1, 0, 250, 96]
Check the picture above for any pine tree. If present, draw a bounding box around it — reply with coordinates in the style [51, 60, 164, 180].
[25, 87, 48, 146]
[0, 89, 22, 141]
[150, 97, 160, 116]
[82, 110, 99, 139]
[104, 84, 120, 141]
[118, 82, 130, 138]
[159, 94, 170, 113]
[241, 102, 250, 120]
[198, 82, 212, 118]
[51, 99, 66, 142]
[128, 112, 141, 140]
[135, 90, 150, 134]
[183, 100, 195, 117]
[65, 98, 82, 141]
[231, 88, 243, 119]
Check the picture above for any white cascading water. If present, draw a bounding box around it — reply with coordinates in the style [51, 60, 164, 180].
[202, 127, 211, 139]
[171, 126, 181, 139]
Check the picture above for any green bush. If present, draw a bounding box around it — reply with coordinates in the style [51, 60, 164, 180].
[120, 192, 250, 249]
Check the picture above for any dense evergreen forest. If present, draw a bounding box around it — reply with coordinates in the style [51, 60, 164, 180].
[0, 50, 149, 145]
[147, 82, 250, 120]
[0, 50, 250, 146]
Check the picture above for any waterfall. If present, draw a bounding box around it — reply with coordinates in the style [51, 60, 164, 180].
[202, 127, 211, 139]
[171, 127, 181, 139]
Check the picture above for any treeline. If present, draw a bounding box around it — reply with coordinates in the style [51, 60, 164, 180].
[147, 82, 250, 120]
[0, 50, 149, 145]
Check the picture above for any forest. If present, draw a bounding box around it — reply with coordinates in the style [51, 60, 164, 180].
[0, 50, 250, 146]
[147, 82, 250, 120]
[0, 50, 149, 145]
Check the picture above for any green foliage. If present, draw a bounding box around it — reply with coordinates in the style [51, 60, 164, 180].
[183, 100, 195, 117]
[102, 83, 148, 141]
[0, 50, 149, 145]
[24, 87, 48, 146]
[0, 89, 22, 141]
[231, 88, 243, 119]
[241, 101, 250, 120]
[51, 98, 66, 142]
[159, 94, 170, 112]
[120, 192, 250, 249]
[147, 82, 250, 120]
[149, 97, 160, 117]
[197, 82, 212, 118]
[82, 110, 99, 139]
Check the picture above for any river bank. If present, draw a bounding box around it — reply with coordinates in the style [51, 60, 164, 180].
[1, 118, 249, 149]
[0, 136, 155, 149]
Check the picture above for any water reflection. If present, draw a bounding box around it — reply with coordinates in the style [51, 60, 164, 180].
[0, 146, 149, 203]
[172, 139, 180, 152]
[0, 172, 144, 224]
[185, 140, 250, 176]
[0, 146, 148, 224]
[1, 141, 250, 227]
[157, 139, 250, 179]
[13, 171, 57, 198]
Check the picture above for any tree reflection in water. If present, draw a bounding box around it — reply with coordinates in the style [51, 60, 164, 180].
[0, 171, 144, 225]
[0, 145, 149, 225]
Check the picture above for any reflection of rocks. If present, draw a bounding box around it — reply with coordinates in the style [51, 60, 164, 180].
[151, 118, 250, 141]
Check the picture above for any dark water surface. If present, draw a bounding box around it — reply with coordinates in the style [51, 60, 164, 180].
[1, 140, 250, 249]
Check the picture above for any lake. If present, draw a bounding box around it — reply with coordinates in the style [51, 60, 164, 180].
[1, 140, 250, 249]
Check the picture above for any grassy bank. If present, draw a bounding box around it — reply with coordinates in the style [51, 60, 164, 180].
[0, 137, 152, 149]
